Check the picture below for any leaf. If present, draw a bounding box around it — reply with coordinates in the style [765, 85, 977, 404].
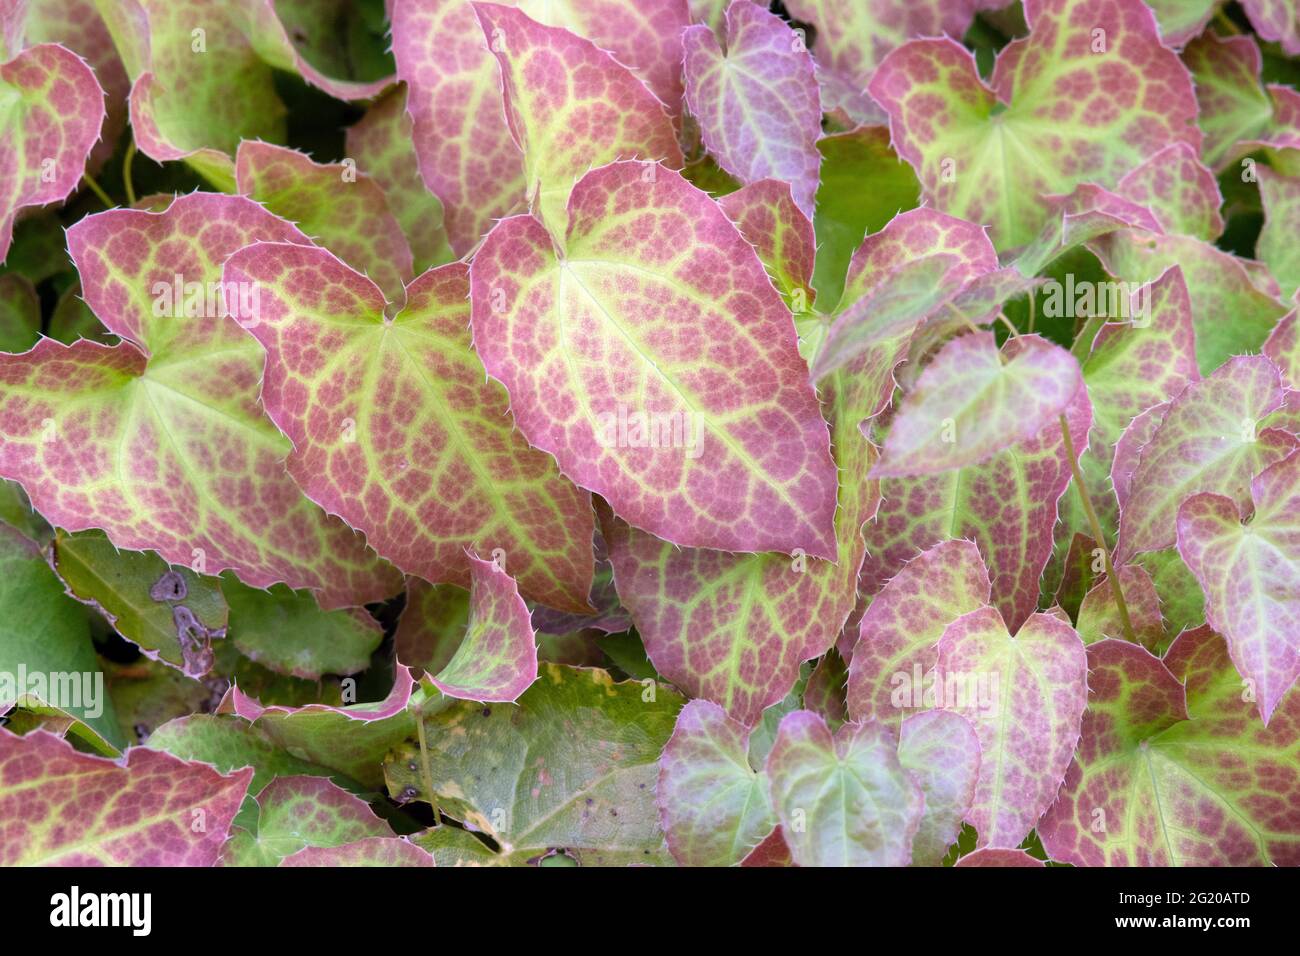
[390, 0, 690, 255]
[764, 711, 924, 867]
[657, 699, 776, 867]
[808, 254, 965, 387]
[279, 837, 435, 867]
[390, 0, 526, 255]
[0, 193, 403, 608]
[344, 84, 453, 273]
[783, 0, 991, 126]
[1080, 266, 1200, 480]
[1116, 355, 1296, 562]
[739, 825, 793, 866]
[1265, 310, 1300, 389]
[601, 335, 880, 725]
[145, 712, 360, 829]
[803, 648, 848, 726]
[473, 3, 682, 233]
[1258, 168, 1300, 302]
[220, 666, 416, 788]
[1142, 1, 1217, 47]
[1077, 564, 1164, 650]
[682, 1, 820, 218]
[839, 207, 999, 315]
[810, 125, 920, 307]
[1115, 143, 1224, 241]
[1038, 632, 1300, 865]
[846, 539, 992, 727]
[222, 576, 382, 681]
[0, 524, 124, 750]
[1242, 0, 1300, 56]
[868, 0, 1200, 248]
[106, 0, 283, 185]
[0, 41, 105, 260]
[103, 657, 213, 745]
[0, 727, 250, 864]
[395, 579, 472, 677]
[1183, 31, 1299, 169]
[1135, 546, 1205, 642]
[430, 553, 538, 702]
[1009, 183, 1164, 280]
[221, 775, 392, 867]
[1089, 228, 1290, 375]
[0, 272, 39, 350]
[1177, 450, 1300, 725]
[242, 0, 395, 100]
[21, 0, 130, 175]
[1110, 400, 1168, 514]
[872, 332, 1083, 478]
[934, 606, 1088, 849]
[222, 247, 595, 613]
[470, 161, 838, 558]
[718, 179, 817, 309]
[953, 847, 1045, 867]
[234, 141, 414, 304]
[51, 529, 228, 677]
[860, 346, 1092, 631]
[384, 664, 685, 865]
[897, 709, 980, 866]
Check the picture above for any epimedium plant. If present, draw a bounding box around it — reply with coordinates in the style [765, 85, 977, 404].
[0, 0, 1297, 868]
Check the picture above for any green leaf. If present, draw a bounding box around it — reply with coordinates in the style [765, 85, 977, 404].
[386, 664, 684, 865]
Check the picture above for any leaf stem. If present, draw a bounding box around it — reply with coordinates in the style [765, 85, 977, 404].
[1059, 412, 1137, 644]
[414, 705, 442, 827]
[1214, 9, 1240, 35]
[81, 174, 113, 208]
[123, 141, 138, 207]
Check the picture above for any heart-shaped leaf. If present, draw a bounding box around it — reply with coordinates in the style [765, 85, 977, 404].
[222, 245, 595, 613]
[470, 161, 838, 558]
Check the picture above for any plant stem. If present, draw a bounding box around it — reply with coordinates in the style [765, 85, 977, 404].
[1059, 412, 1137, 644]
[1027, 285, 1036, 334]
[81, 174, 113, 208]
[414, 705, 442, 827]
[1214, 9, 1240, 35]
[995, 311, 1020, 339]
[123, 141, 138, 207]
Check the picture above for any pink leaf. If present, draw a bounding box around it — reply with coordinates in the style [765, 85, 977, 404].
[1116, 355, 1296, 562]
[0, 728, 251, 865]
[470, 161, 838, 558]
[473, 3, 682, 232]
[898, 709, 981, 865]
[1177, 450, 1300, 725]
[846, 539, 992, 727]
[869, 0, 1200, 249]
[430, 553, 539, 703]
[872, 332, 1083, 478]
[0, 42, 104, 260]
[1039, 632, 1300, 865]
[222, 245, 595, 613]
[863, 363, 1092, 631]
[657, 699, 776, 867]
[682, 1, 821, 218]
[935, 606, 1088, 849]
